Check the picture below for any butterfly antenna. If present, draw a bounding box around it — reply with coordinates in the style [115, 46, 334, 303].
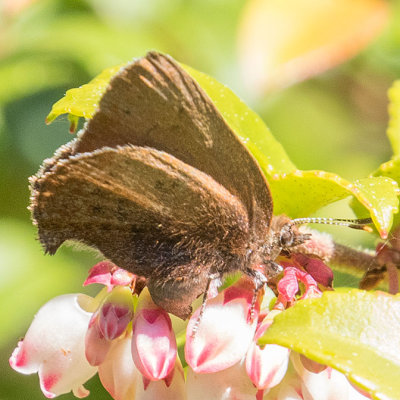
[291, 217, 373, 232]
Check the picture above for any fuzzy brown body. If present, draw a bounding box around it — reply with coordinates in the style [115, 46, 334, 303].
[31, 52, 286, 319]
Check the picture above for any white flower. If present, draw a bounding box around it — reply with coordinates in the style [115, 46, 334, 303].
[9, 294, 97, 398]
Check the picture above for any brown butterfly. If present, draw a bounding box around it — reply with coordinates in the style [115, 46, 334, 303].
[29, 52, 360, 319]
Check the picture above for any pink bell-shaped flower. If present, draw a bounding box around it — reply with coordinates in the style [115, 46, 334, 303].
[186, 360, 258, 400]
[291, 353, 371, 400]
[131, 288, 177, 381]
[245, 309, 290, 397]
[99, 332, 186, 400]
[246, 342, 289, 393]
[185, 276, 260, 374]
[135, 359, 187, 400]
[9, 294, 97, 398]
[270, 366, 304, 400]
[98, 334, 139, 400]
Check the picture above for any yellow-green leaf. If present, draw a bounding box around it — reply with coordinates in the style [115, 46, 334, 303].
[374, 156, 400, 184]
[259, 289, 400, 400]
[46, 62, 127, 125]
[269, 172, 398, 237]
[370, 156, 400, 232]
[354, 177, 399, 238]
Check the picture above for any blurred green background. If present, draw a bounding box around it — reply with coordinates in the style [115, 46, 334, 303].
[1, 0, 400, 398]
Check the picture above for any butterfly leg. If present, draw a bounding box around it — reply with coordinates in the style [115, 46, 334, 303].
[245, 261, 283, 321]
[190, 273, 221, 338]
[264, 261, 284, 280]
[245, 269, 268, 322]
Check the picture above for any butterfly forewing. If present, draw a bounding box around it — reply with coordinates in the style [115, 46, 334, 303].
[70, 52, 272, 236]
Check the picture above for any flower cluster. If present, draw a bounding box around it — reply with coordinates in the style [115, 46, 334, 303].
[10, 260, 371, 399]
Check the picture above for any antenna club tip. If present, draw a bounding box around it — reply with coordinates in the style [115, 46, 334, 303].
[363, 226, 373, 233]
[380, 230, 388, 240]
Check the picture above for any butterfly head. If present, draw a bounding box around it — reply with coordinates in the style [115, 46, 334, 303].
[265, 215, 311, 259]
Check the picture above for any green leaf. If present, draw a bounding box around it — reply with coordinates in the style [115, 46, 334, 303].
[265, 171, 398, 237]
[387, 80, 400, 157]
[367, 81, 400, 233]
[370, 156, 400, 232]
[268, 170, 352, 217]
[353, 177, 399, 238]
[46, 62, 127, 125]
[259, 289, 400, 400]
[374, 156, 400, 185]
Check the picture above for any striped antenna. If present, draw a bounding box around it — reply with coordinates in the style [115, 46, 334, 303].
[291, 217, 373, 232]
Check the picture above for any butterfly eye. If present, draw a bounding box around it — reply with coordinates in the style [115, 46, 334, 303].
[279, 224, 295, 248]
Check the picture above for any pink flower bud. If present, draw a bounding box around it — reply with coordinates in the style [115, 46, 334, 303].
[293, 253, 333, 288]
[85, 286, 134, 366]
[85, 313, 112, 367]
[99, 334, 186, 400]
[277, 267, 322, 303]
[300, 354, 327, 374]
[98, 286, 134, 340]
[131, 289, 177, 381]
[298, 271, 322, 299]
[111, 268, 135, 287]
[278, 267, 299, 302]
[84, 261, 135, 291]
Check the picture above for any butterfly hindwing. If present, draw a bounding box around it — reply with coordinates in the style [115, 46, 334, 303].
[31, 145, 250, 317]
